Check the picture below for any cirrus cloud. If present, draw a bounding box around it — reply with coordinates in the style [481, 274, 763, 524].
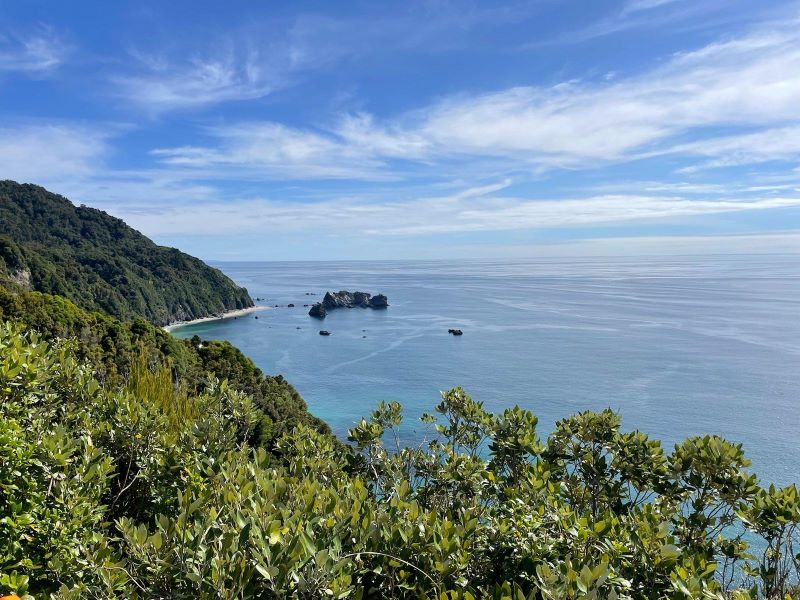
[0, 26, 71, 75]
[149, 19, 800, 179]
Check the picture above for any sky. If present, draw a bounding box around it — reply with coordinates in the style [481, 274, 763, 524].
[1, 0, 800, 260]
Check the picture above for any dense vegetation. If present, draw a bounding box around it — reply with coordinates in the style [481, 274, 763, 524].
[2, 323, 798, 599]
[0, 181, 252, 325]
[0, 286, 327, 446]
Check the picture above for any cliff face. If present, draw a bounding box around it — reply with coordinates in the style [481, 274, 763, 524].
[0, 181, 253, 325]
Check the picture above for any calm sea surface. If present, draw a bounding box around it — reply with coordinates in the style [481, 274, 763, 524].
[172, 256, 800, 485]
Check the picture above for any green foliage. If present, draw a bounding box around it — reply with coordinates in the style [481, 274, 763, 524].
[0, 287, 328, 446]
[1, 324, 799, 599]
[737, 485, 800, 597]
[0, 180, 252, 325]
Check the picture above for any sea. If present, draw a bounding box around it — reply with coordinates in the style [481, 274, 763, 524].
[171, 255, 800, 486]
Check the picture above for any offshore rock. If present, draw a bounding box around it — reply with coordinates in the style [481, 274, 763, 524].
[308, 290, 388, 318]
[309, 303, 327, 318]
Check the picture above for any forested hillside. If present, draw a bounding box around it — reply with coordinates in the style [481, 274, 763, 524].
[0, 286, 327, 446]
[0, 181, 252, 325]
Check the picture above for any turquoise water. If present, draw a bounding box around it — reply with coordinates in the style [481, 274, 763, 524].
[172, 256, 800, 485]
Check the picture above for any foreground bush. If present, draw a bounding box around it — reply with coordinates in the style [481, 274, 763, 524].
[1, 323, 798, 598]
[0, 287, 328, 445]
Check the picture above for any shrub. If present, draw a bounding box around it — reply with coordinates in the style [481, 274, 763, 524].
[1, 322, 798, 599]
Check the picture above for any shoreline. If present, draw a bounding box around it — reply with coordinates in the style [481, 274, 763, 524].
[163, 305, 271, 332]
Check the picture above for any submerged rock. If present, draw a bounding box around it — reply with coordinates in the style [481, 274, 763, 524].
[308, 290, 389, 318]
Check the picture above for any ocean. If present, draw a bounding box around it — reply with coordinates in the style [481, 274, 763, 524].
[171, 255, 800, 485]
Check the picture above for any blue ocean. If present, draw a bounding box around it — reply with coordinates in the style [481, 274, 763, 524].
[171, 256, 800, 485]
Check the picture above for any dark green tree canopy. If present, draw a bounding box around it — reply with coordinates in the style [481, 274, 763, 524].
[0, 181, 252, 325]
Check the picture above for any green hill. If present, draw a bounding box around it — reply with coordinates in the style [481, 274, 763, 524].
[0, 180, 252, 325]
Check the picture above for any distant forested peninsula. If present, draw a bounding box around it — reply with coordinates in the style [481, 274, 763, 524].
[0, 180, 252, 325]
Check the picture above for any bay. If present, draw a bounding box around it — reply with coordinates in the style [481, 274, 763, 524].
[172, 255, 800, 485]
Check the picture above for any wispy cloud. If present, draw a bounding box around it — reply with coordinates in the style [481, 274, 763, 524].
[112, 3, 545, 114]
[620, 0, 685, 16]
[118, 186, 800, 238]
[152, 122, 396, 180]
[0, 123, 110, 184]
[0, 26, 71, 75]
[591, 180, 800, 196]
[150, 115, 432, 180]
[114, 48, 278, 112]
[111, 15, 360, 114]
[151, 20, 800, 179]
[673, 126, 800, 172]
[415, 25, 800, 165]
[547, 0, 779, 45]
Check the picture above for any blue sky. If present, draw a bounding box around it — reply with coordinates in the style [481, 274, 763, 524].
[1, 0, 799, 260]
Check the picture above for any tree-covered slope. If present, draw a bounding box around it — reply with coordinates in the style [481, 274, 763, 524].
[0, 285, 328, 446]
[0, 180, 252, 325]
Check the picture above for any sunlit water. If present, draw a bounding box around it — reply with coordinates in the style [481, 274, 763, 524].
[171, 256, 800, 485]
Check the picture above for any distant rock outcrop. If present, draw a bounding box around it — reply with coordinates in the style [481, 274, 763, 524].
[308, 291, 389, 319]
[309, 303, 327, 318]
[448, 328, 463, 336]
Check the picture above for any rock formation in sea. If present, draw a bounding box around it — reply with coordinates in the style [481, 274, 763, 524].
[309, 303, 327, 318]
[308, 291, 388, 318]
[448, 328, 463, 336]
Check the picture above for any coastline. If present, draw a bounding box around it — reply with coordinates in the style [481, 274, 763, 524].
[163, 305, 271, 332]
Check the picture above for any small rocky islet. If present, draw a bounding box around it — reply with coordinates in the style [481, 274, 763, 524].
[308, 290, 388, 319]
[265, 291, 465, 337]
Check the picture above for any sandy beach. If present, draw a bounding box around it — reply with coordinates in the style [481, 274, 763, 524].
[163, 305, 271, 332]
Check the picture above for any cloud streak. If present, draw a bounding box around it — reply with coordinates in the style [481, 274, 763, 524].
[118, 188, 800, 238]
[0, 123, 110, 184]
[673, 125, 800, 171]
[0, 26, 70, 75]
[115, 48, 278, 112]
[151, 20, 800, 178]
[113, 4, 537, 113]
